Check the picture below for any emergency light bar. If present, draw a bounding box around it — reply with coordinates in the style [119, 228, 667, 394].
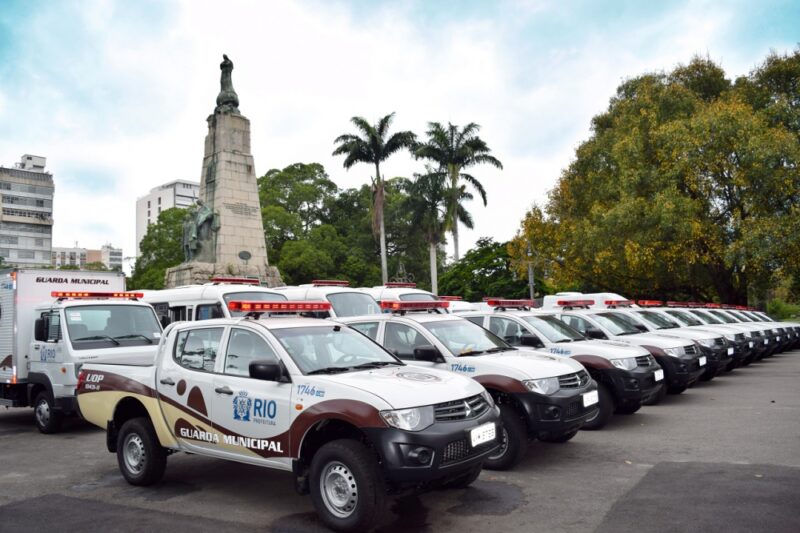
[311, 280, 350, 287]
[482, 296, 500, 302]
[379, 300, 449, 311]
[705, 303, 721, 308]
[721, 305, 736, 309]
[210, 277, 260, 285]
[556, 299, 594, 307]
[636, 300, 663, 307]
[735, 305, 748, 310]
[227, 300, 331, 312]
[385, 282, 417, 288]
[666, 301, 705, 308]
[438, 296, 463, 301]
[605, 299, 634, 307]
[51, 291, 143, 299]
[485, 299, 534, 309]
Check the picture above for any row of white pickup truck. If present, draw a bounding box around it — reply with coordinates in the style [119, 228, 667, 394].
[2, 270, 796, 532]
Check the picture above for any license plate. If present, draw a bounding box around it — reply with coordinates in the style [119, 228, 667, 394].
[582, 390, 599, 407]
[765, 339, 769, 344]
[727, 347, 734, 355]
[776, 336, 781, 341]
[699, 356, 707, 366]
[654, 369, 664, 381]
[470, 422, 496, 447]
[749, 341, 754, 348]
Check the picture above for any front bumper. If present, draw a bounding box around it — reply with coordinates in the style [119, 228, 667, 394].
[699, 345, 732, 378]
[600, 365, 662, 407]
[655, 354, 704, 390]
[363, 404, 501, 486]
[511, 380, 599, 439]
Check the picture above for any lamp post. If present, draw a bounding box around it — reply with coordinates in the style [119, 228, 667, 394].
[527, 243, 535, 300]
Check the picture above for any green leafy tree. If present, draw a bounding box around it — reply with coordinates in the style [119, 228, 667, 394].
[415, 122, 503, 261]
[332, 113, 416, 284]
[407, 169, 448, 294]
[439, 238, 528, 300]
[129, 207, 186, 290]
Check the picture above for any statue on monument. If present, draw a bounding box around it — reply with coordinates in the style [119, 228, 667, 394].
[182, 199, 220, 263]
[215, 54, 240, 114]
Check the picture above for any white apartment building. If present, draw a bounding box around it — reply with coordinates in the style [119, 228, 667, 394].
[0, 154, 54, 266]
[135, 180, 199, 255]
[51, 243, 123, 270]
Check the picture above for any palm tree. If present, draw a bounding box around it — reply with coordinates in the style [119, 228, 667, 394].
[415, 122, 503, 261]
[332, 113, 416, 284]
[407, 169, 475, 294]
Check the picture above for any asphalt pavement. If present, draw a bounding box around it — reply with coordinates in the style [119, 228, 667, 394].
[1, 351, 798, 532]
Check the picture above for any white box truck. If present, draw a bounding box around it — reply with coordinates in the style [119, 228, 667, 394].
[0, 268, 164, 433]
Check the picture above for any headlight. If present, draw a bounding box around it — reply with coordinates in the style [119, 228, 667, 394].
[610, 357, 637, 371]
[481, 390, 495, 408]
[697, 338, 715, 348]
[380, 406, 434, 432]
[664, 347, 682, 356]
[523, 377, 560, 395]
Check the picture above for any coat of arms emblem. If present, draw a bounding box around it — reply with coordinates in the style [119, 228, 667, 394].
[233, 390, 252, 421]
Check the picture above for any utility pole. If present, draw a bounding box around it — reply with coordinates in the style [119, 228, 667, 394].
[527, 242, 535, 300]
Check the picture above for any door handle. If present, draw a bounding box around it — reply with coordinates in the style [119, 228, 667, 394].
[215, 386, 233, 395]
[159, 378, 175, 386]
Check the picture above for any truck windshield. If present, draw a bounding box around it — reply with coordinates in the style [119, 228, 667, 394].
[593, 313, 642, 335]
[327, 292, 381, 317]
[522, 315, 585, 342]
[271, 325, 402, 374]
[422, 319, 510, 356]
[689, 310, 722, 324]
[633, 310, 680, 329]
[664, 310, 704, 326]
[708, 310, 737, 324]
[66, 305, 161, 350]
[223, 291, 287, 317]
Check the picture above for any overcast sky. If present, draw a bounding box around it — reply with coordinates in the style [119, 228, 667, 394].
[0, 0, 797, 273]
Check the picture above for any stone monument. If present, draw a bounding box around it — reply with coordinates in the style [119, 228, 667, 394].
[165, 55, 283, 287]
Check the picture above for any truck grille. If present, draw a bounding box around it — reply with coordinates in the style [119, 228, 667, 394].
[683, 344, 697, 355]
[442, 436, 496, 465]
[636, 355, 656, 367]
[565, 399, 583, 418]
[434, 394, 489, 422]
[713, 337, 725, 346]
[558, 370, 590, 388]
[734, 333, 745, 341]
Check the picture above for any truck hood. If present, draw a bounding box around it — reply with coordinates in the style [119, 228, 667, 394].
[470, 349, 585, 379]
[73, 344, 158, 366]
[547, 339, 649, 359]
[646, 328, 717, 341]
[318, 365, 485, 410]
[613, 333, 689, 349]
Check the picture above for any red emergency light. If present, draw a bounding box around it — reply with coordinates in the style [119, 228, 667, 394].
[556, 299, 594, 307]
[227, 300, 331, 312]
[438, 296, 463, 301]
[485, 299, 534, 308]
[482, 296, 500, 302]
[311, 280, 350, 287]
[637, 300, 663, 307]
[379, 300, 449, 311]
[210, 277, 261, 285]
[606, 299, 634, 307]
[51, 291, 143, 299]
[385, 282, 417, 288]
[735, 305, 749, 310]
[705, 303, 721, 308]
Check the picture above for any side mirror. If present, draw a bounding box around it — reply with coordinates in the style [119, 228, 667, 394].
[249, 359, 291, 383]
[586, 328, 606, 340]
[520, 333, 544, 348]
[160, 315, 172, 328]
[34, 318, 47, 342]
[414, 345, 445, 363]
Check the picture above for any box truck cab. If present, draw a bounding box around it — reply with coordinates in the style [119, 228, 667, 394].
[0, 268, 162, 433]
[140, 277, 286, 323]
[274, 280, 382, 318]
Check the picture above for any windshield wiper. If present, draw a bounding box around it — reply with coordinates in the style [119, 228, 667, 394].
[113, 334, 153, 344]
[459, 349, 487, 357]
[74, 335, 120, 345]
[554, 339, 574, 343]
[307, 366, 351, 375]
[484, 346, 515, 353]
[351, 361, 403, 369]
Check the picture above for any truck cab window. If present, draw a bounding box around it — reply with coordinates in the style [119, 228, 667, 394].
[170, 306, 188, 322]
[489, 317, 523, 345]
[350, 322, 380, 340]
[464, 316, 485, 327]
[174, 327, 224, 372]
[46, 311, 61, 342]
[384, 322, 428, 359]
[196, 303, 225, 321]
[224, 328, 278, 377]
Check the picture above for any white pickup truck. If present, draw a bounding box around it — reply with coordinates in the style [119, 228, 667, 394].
[76, 301, 501, 532]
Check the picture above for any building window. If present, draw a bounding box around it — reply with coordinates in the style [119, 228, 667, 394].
[0, 236, 18, 245]
[18, 250, 35, 259]
[158, 207, 161, 214]
[147, 200, 151, 208]
[35, 238, 44, 247]
[158, 197, 161, 205]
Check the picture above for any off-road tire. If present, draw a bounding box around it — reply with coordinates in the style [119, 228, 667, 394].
[116, 417, 167, 486]
[34, 391, 63, 434]
[484, 404, 527, 470]
[581, 383, 613, 430]
[309, 439, 386, 532]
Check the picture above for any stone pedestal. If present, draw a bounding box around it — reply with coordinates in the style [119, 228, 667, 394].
[165, 262, 283, 288]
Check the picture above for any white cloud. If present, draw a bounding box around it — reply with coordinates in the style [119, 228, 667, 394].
[0, 0, 796, 275]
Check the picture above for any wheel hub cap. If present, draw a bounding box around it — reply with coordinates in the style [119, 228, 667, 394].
[320, 461, 358, 518]
[123, 434, 146, 474]
[36, 400, 50, 426]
